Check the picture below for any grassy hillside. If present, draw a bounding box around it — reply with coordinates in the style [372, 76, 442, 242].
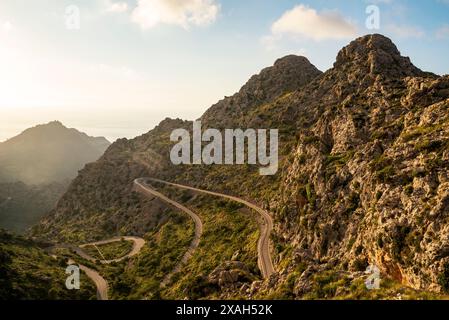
[83, 239, 134, 261]
[56, 209, 195, 300]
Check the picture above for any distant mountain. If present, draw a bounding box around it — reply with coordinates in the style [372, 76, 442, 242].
[0, 121, 110, 233]
[0, 121, 110, 185]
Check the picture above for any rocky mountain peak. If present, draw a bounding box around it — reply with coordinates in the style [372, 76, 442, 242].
[334, 34, 426, 78]
[273, 54, 315, 69]
[0, 121, 110, 185]
[47, 120, 64, 127]
[201, 54, 322, 128]
[248, 54, 321, 95]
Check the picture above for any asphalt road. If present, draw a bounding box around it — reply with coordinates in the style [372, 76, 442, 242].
[53, 175, 275, 300]
[134, 178, 203, 287]
[67, 258, 108, 300]
[56, 237, 146, 300]
[138, 178, 275, 279]
[79, 236, 146, 264]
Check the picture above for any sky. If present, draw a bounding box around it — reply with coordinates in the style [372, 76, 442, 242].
[0, 0, 448, 142]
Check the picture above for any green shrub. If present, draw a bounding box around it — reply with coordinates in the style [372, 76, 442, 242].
[404, 184, 414, 196]
[305, 183, 316, 207]
[392, 225, 411, 262]
[326, 150, 355, 167]
[376, 191, 383, 201]
[438, 262, 449, 293]
[303, 136, 320, 145]
[346, 193, 360, 215]
[377, 235, 384, 249]
[352, 257, 369, 271]
[376, 165, 394, 183]
[415, 139, 443, 153]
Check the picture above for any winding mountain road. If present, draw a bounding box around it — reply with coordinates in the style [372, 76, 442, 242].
[135, 178, 275, 279]
[54, 176, 274, 300]
[79, 236, 146, 264]
[53, 236, 146, 300]
[67, 259, 108, 300]
[134, 178, 203, 287]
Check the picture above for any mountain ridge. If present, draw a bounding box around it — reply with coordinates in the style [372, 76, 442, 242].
[34, 34, 449, 298]
[201, 54, 322, 128]
[0, 121, 111, 233]
[0, 121, 110, 185]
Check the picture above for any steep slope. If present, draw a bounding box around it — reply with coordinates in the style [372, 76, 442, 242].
[270, 34, 449, 296]
[35, 56, 320, 242]
[0, 181, 68, 233]
[35, 34, 449, 298]
[0, 121, 110, 233]
[0, 121, 110, 185]
[202, 55, 322, 128]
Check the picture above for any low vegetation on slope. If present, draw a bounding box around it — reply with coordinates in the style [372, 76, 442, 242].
[55, 183, 261, 300]
[53, 209, 196, 300]
[83, 239, 134, 261]
[0, 230, 96, 300]
[155, 184, 259, 300]
[263, 267, 444, 300]
[103, 210, 194, 300]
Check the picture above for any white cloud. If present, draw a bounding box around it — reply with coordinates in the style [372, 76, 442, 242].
[107, 2, 128, 13]
[386, 24, 425, 38]
[270, 5, 358, 41]
[436, 24, 449, 39]
[131, 0, 220, 30]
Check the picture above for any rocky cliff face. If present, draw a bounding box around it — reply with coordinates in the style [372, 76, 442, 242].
[272, 34, 449, 294]
[35, 34, 449, 297]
